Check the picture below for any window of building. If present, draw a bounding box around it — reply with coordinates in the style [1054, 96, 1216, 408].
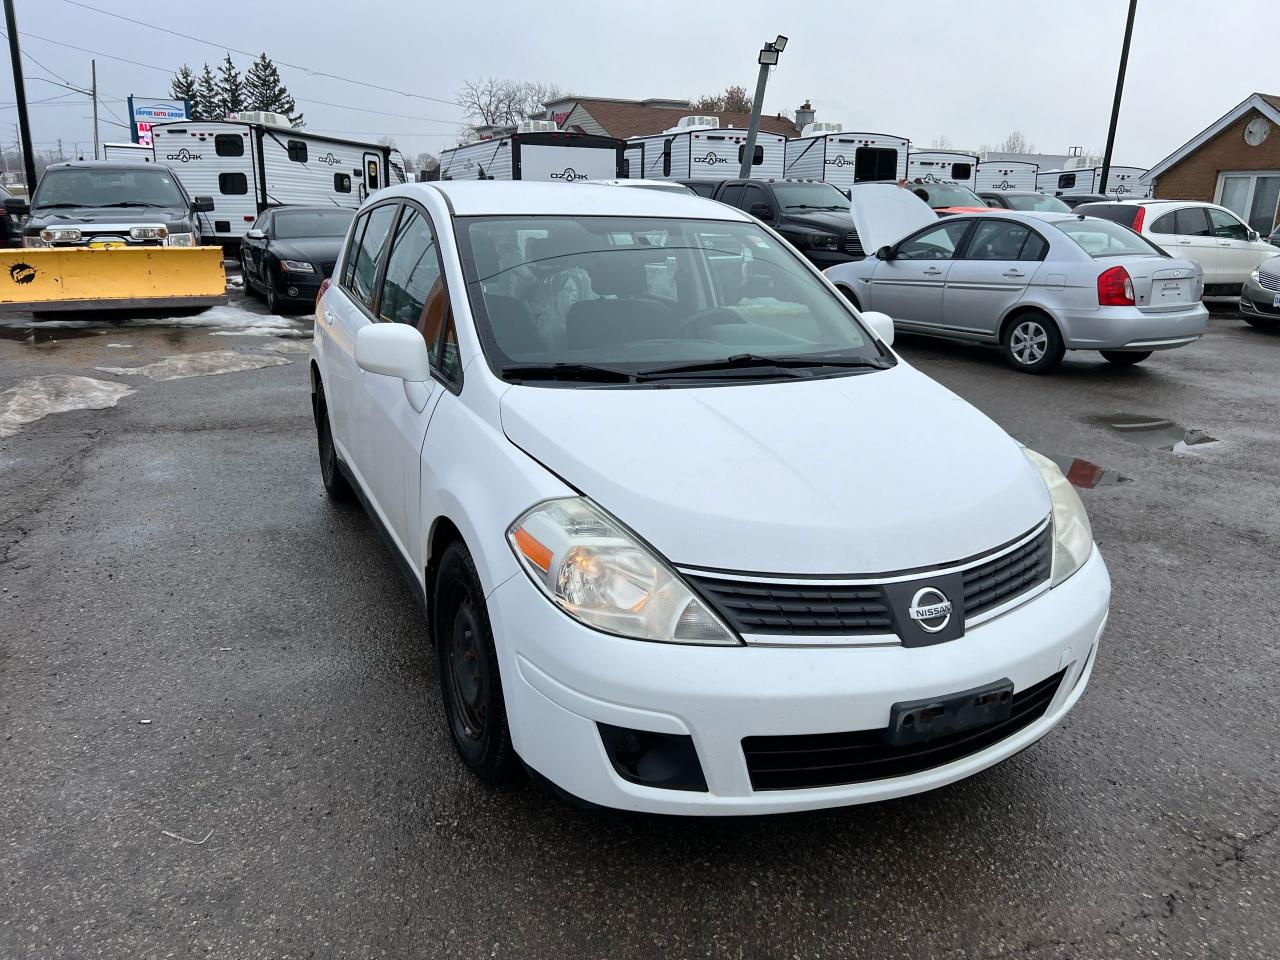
[1216, 173, 1280, 233]
[854, 147, 899, 183]
[286, 140, 308, 163]
[214, 134, 244, 157]
[218, 172, 247, 195]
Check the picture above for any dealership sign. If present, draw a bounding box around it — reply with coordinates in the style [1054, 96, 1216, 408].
[128, 96, 190, 146]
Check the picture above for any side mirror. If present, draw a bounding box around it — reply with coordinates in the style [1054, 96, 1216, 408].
[747, 201, 772, 219]
[860, 310, 894, 346]
[192, 196, 215, 213]
[1248, 229, 1260, 242]
[245, 228, 265, 240]
[4, 197, 30, 217]
[875, 245, 894, 261]
[355, 323, 431, 382]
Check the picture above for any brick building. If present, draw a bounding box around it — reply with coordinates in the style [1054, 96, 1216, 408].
[540, 95, 801, 141]
[1144, 92, 1280, 234]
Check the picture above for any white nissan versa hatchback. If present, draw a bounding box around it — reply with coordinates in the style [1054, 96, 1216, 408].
[311, 182, 1111, 815]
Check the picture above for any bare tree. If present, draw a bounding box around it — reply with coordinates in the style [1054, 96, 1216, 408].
[691, 84, 752, 114]
[930, 134, 952, 149]
[412, 152, 438, 174]
[458, 78, 564, 130]
[998, 129, 1035, 154]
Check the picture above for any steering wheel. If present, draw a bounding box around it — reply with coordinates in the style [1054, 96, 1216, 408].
[672, 307, 747, 339]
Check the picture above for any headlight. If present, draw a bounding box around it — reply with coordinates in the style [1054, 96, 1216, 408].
[507, 497, 739, 645]
[166, 232, 196, 247]
[22, 235, 48, 248]
[1250, 269, 1260, 284]
[280, 259, 315, 273]
[40, 227, 80, 243]
[808, 233, 840, 251]
[129, 225, 167, 241]
[1024, 449, 1093, 587]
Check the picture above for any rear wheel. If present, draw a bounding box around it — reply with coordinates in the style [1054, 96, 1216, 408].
[433, 541, 516, 785]
[1100, 350, 1152, 366]
[313, 383, 353, 503]
[1001, 314, 1065, 373]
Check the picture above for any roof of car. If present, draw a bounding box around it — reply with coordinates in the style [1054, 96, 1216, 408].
[405, 180, 752, 220]
[43, 160, 163, 171]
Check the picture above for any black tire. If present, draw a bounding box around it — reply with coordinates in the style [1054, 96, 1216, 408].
[433, 541, 516, 785]
[1001, 313, 1065, 373]
[1100, 350, 1152, 366]
[240, 254, 259, 298]
[1243, 316, 1280, 332]
[313, 383, 354, 503]
[265, 281, 281, 315]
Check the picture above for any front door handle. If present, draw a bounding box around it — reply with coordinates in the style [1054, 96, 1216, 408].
[1177, 239, 1192, 244]
[923, 267, 943, 275]
[1003, 269, 1025, 278]
[1218, 241, 1232, 246]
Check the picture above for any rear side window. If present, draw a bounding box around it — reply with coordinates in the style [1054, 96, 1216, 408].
[342, 203, 397, 309]
[1149, 211, 1178, 235]
[963, 220, 1042, 261]
[1174, 207, 1212, 237]
[214, 134, 244, 157]
[1074, 204, 1139, 228]
[287, 140, 308, 163]
[855, 147, 898, 183]
[218, 172, 247, 195]
[738, 143, 764, 166]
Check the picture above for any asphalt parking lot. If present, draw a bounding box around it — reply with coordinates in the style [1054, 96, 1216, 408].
[1, 292, 1277, 959]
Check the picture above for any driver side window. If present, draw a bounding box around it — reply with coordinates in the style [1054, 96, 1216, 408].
[896, 220, 970, 260]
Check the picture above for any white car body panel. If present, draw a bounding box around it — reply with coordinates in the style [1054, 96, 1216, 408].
[849, 182, 938, 253]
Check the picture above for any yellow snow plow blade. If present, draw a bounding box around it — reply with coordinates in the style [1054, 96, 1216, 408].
[0, 247, 227, 314]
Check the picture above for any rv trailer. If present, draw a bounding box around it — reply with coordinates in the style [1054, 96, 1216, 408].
[628, 116, 786, 182]
[782, 123, 910, 190]
[906, 149, 980, 190]
[438, 121, 626, 182]
[975, 159, 1039, 192]
[101, 142, 154, 162]
[149, 111, 407, 244]
[1037, 165, 1151, 199]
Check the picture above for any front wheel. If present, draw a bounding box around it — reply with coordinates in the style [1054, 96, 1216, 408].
[1002, 314, 1065, 374]
[433, 541, 516, 785]
[1100, 350, 1152, 366]
[265, 282, 281, 315]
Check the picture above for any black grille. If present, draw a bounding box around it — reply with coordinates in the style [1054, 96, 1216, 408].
[742, 669, 1065, 790]
[962, 528, 1051, 618]
[685, 578, 892, 636]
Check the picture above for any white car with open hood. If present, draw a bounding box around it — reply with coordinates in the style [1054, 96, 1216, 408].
[311, 181, 1110, 815]
[825, 184, 1209, 372]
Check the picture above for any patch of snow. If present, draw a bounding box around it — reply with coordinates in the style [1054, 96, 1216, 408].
[96, 351, 290, 382]
[258, 340, 312, 354]
[0, 375, 135, 438]
[106, 342, 133, 348]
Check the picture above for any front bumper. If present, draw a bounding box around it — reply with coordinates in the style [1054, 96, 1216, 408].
[1059, 302, 1208, 351]
[490, 547, 1111, 815]
[1239, 280, 1280, 319]
[270, 269, 323, 302]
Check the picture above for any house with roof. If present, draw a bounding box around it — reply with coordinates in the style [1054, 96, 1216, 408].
[540, 95, 804, 141]
[1142, 92, 1280, 234]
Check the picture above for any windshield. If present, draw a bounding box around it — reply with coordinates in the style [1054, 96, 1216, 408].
[33, 168, 184, 208]
[772, 182, 849, 211]
[1003, 193, 1071, 213]
[910, 181, 983, 208]
[1053, 218, 1166, 258]
[458, 215, 889, 385]
[274, 209, 354, 239]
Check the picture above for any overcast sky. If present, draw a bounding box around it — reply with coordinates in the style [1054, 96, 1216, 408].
[2, 0, 1274, 167]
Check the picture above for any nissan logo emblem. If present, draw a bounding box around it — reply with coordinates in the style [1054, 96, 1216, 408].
[908, 587, 953, 633]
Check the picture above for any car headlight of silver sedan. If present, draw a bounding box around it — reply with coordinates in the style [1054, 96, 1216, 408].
[1025, 449, 1094, 586]
[508, 497, 739, 645]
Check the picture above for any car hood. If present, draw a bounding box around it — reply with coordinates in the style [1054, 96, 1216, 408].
[780, 210, 853, 232]
[270, 237, 344, 262]
[500, 364, 1051, 574]
[27, 204, 188, 227]
[849, 183, 938, 253]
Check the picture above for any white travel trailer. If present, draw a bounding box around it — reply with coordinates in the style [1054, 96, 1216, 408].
[101, 142, 154, 162]
[628, 116, 786, 182]
[150, 111, 407, 244]
[906, 149, 980, 190]
[1037, 165, 1151, 199]
[974, 159, 1039, 192]
[438, 121, 626, 183]
[782, 124, 910, 190]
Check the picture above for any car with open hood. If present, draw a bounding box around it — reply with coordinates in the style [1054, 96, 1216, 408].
[825, 184, 1208, 372]
[310, 181, 1110, 815]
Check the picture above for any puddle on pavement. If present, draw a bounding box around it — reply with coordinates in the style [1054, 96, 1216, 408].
[1094, 414, 1218, 452]
[1046, 455, 1130, 489]
[0, 326, 101, 345]
[0, 375, 135, 438]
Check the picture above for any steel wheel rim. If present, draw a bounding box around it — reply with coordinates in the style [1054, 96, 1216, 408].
[1011, 321, 1048, 364]
[446, 599, 486, 742]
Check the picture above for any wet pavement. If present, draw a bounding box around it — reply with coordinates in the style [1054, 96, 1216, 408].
[1, 297, 1279, 959]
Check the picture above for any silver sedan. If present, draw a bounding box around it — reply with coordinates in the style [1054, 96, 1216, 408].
[825, 209, 1209, 373]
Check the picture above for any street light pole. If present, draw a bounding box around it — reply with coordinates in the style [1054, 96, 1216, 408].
[91, 58, 99, 160]
[739, 35, 787, 180]
[3, 0, 37, 192]
[1099, 0, 1138, 195]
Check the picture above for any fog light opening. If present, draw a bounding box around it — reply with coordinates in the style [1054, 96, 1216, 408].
[287, 286, 299, 297]
[597, 723, 707, 792]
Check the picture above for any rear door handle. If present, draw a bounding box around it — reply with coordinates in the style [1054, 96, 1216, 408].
[1177, 239, 1192, 244]
[1003, 270, 1025, 278]
[923, 267, 943, 275]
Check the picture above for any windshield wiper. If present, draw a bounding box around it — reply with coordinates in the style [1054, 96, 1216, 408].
[638, 353, 890, 379]
[34, 202, 97, 209]
[786, 204, 846, 211]
[500, 362, 638, 384]
[97, 201, 170, 208]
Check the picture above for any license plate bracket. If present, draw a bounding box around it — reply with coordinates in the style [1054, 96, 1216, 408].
[886, 678, 1014, 746]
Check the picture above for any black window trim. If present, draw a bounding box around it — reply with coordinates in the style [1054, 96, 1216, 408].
[338, 198, 399, 319]
[333, 172, 352, 194]
[954, 217, 1049, 262]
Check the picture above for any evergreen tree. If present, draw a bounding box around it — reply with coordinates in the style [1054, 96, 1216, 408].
[169, 65, 197, 113]
[194, 63, 219, 120]
[216, 54, 244, 118]
[244, 53, 303, 127]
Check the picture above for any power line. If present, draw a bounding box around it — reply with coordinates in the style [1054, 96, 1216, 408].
[60, 0, 466, 109]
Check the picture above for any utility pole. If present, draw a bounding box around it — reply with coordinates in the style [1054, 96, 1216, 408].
[91, 59, 99, 160]
[3, 0, 37, 192]
[1099, 0, 1137, 195]
[739, 35, 787, 180]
